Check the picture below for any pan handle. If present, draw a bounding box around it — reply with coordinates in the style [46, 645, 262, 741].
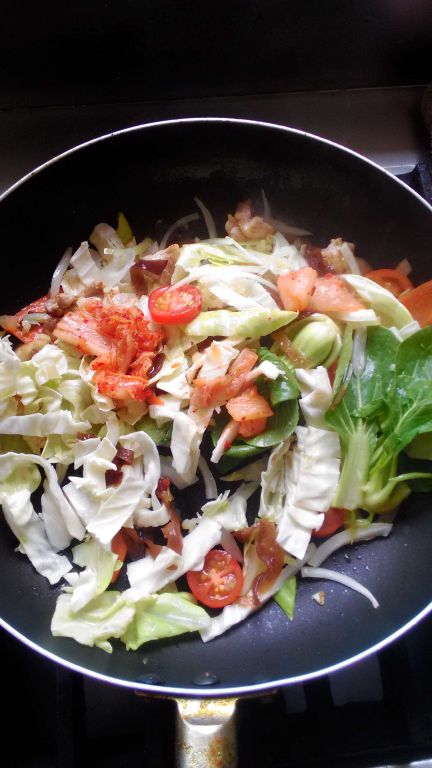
[175, 696, 238, 768]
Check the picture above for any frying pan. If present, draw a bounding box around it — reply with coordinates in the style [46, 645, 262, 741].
[1, 118, 432, 766]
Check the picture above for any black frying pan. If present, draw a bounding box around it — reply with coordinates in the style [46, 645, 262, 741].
[1, 118, 432, 705]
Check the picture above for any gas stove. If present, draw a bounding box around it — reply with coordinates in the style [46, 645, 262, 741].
[1, 87, 432, 768]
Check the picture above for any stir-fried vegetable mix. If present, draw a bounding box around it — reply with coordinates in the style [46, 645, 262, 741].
[1, 197, 431, 653]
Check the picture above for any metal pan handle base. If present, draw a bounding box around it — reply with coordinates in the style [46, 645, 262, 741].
[175, 697, 238, 768]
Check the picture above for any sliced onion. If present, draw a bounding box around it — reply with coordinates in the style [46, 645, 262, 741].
[210, 420, 240, 464]
[395, 258, 412, 276]
[174, 265, 276, 293]
[268, 218, 312, 239]
[159, 456, 198, 490]
[221, 529, 243, 563]
[352, 328, 367, 376]
[260, 189, 272, 219]
[307, 523, 393, 568]
[353, 257, 372, 276]
[301, 566, 379, 608]
[340, 242, 361, 275]
[198, 455, 218, 499]
[159, 213, 200, 249]
[147, 240, 160, 255]
[194, 197, 217, 239]
[50, 247, 72, 297]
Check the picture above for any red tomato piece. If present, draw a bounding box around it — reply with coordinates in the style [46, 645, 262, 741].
[308, 275, 364, 313]
[186, 549, 244, 608]
[111, 530, 128, 582]
[365, 268, 413, 297]
[0, 294, 50, 343]
[148, 285, 202, 325]
[277, 267, 318, 311]
[313, 507, 347, 538]
[226, 385, 273, 422]
[227, 347, 259, 378]
[400, 279, 432, 327]
[238, 416, 267, 438]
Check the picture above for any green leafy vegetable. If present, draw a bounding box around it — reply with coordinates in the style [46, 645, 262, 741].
[342, 274, 413, 328]
[210, 424, 267, 474]
[121, 592, 210, 650]
[406, 432, 432, 461]
[327, 326, 432, 514]
[274, 575, 297, 620]
[184, 308, 297, 340]
[51, 592, 135, 653]
[135, 415, 172, 446]
[245, 400, 299, 448]
[257, 347, 299, 405]
[331, 325, 353, 401]
[290, 315, 342, 368]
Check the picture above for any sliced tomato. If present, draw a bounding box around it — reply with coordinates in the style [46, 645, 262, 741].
[227, 347, 258, 378]
[226, 385, 273, 422]
[365, 268, 413, 297]
[111, 530, 129, 582]
[400, 279, 432, 327]
[313, 507, 347, 538]
[308, 275, 365, 313]
[186, 548, 244, 608]
[238, 416, 267, 438]
[148, 285, 202, 325]
[0, 294, 50, 343]
[277, 267, 318, 311]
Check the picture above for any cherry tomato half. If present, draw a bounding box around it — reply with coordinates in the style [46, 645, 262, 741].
[365, 269, 413, 298]
[186, 548, 244, 608]
[313, 507, 347, 538]
[148, 285, 201, 325]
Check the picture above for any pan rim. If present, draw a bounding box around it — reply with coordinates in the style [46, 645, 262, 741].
[1, 115, 432, 697]
[1, 115, 431, 217]
[2, 598, 432, 696]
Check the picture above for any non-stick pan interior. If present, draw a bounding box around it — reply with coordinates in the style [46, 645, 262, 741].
[1, 119, 432, 695]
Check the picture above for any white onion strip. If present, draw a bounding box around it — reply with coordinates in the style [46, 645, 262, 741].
[261, 189, 272, 219]
[301, 566, 379, 609]
[220, 529, 243, 563]
[307, 523, 393, 568]
[50, 247, 72, 296]
[198, 455, 218, 499]
[159, 455, 198, 490]
[395, 258, 412, 276]
[174, 266, 277, 293]
[340, 242, 362, 275]
[211, 420, 239, 464]
[159, 213, 200, 250]
[352, 328, 367, 376]
[194, 197, 217, 239]
[268, 218, 312, 239]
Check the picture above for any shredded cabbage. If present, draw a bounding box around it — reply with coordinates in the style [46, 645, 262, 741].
[0, 198, 422, 654]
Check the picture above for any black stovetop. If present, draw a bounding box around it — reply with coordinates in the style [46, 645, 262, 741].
[4, 606, 432, 767]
